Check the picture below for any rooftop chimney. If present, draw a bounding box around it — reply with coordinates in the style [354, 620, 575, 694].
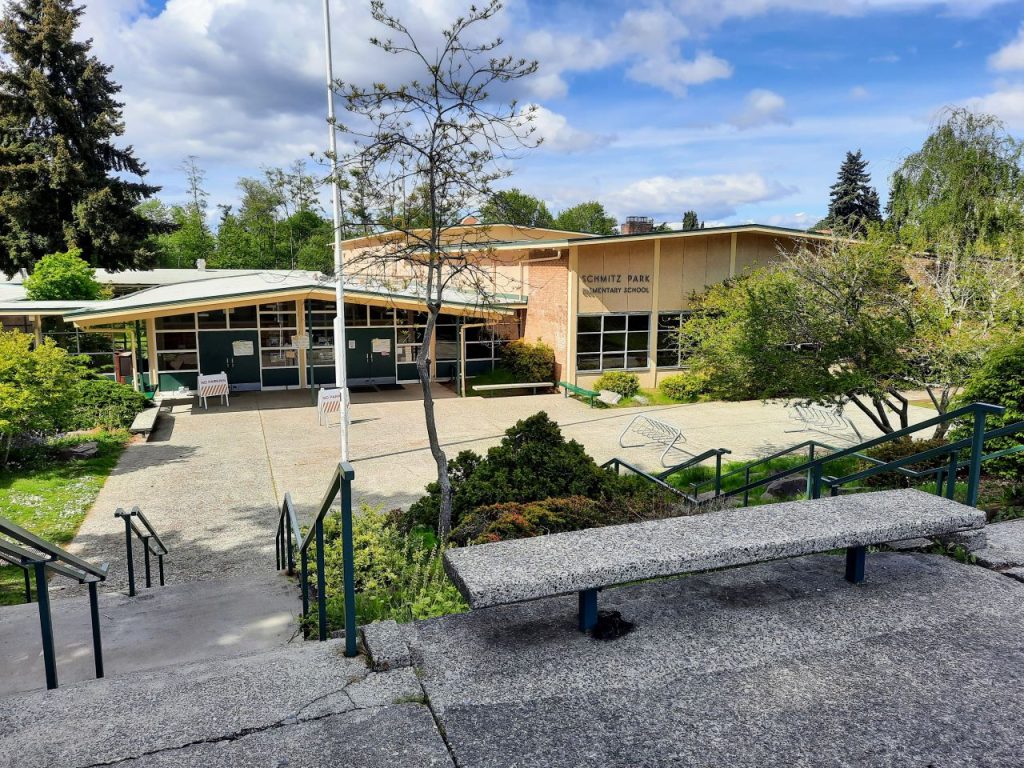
[620, 216, 654, 235]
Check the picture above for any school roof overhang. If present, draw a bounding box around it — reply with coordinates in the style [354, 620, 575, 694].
[61, 272, 524, 328]
[0, 300, 99, 317]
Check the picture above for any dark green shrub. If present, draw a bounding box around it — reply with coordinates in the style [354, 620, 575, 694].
[659, 371, 708, 402]
[501, 339, 555, 382]
[862, 436, 950, 487]
[68, 378, 148, 431]
[593, 371, 640, 398]
[951, 338, 1024, 480]
[451, 496, 608, 544]
[405, 412, 616, 536]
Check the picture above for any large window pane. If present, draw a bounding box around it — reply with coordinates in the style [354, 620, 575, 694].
[576, 354, 601, 371]
[157, 351, 198, 371]
[601, 353, 625, 370]
[156, 331, 196, 351]
[625, 351, 649, 369]
[369, 306, 394, 326]
[260, 330, 289, 348]
[603, 315, 626, 332]
[577, 316, 601, 333]
[155, 313, 195, 330]
[229, 305, 257, 328]
[576, 334, 601, 353]
[197, 309, 227, 329]
[627, 331, 649, 351]
[261, 349, 298, 368]
[603, 332, 626, 352]
[628, 314, 650, 331]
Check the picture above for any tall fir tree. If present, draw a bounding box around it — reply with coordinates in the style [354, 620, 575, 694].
[0, 0, 167, 276]
[824, 150, 882, 235]
[681, 210, 700, 231]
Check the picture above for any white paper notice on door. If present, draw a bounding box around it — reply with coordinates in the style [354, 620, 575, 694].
[372, 338, 391, 354]
[232, 340, 254, 356]
[348, 339, 356, 349]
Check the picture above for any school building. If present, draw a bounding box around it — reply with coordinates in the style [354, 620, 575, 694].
[0, 221, 831, 395]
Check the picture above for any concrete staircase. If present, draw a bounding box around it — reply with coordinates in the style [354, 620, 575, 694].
[0, 573, 300, 696]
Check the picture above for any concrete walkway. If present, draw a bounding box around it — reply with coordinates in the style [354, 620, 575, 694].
[5, 552, 1024, 766]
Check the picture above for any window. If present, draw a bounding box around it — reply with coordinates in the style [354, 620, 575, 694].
[656, 312, 695, 368]
[197, 308, 227, 329]
[228, 305, 257, 328]
[307, 300, 336, 366]
[576, 314, 649, 371]
[258, 301, 298, 369]
[155, 313, 198, 373]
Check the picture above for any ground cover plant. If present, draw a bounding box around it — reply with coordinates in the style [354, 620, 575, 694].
[0, 430, 130, 605]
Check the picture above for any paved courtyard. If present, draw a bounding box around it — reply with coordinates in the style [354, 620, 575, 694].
[65, 386, 934, 593]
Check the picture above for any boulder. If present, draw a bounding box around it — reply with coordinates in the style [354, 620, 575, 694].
[762, 475, 807, 499]
[61, 441, 98, 460]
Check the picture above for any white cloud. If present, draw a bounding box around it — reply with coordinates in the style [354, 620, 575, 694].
[525, 105, 612, 153]
[964, 86, 1024, 128]
[605, 173, 796, 219]
[849, 85, 870, 100]
[627, 50, 733, 96]
[989, 24, 1024, 71]
[731, 89, 789, 129]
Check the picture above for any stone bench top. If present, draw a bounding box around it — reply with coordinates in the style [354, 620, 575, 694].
[129, 407, 159, 435]
[444, 489, 985, 609]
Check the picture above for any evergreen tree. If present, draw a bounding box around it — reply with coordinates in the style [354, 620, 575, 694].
[0, 0, 166, 276]
[824, 150, 881, 235]
[480, 189, 554, 228]
[681, 210, 700, 231]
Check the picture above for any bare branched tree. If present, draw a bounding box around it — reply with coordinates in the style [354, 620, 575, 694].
[333, 0, 539, 537]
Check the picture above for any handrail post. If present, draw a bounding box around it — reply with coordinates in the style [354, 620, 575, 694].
[809, 463, 823, 500]
[934, 467, 945, 496]
[315, 518, 327, 642]
[805, 442, 816, 498]
[945, 451, 959, 500]
[967, 408, 987, 507]
[33, 561, 57, 690]
[23, 566, 32, 603]
[158, 554, 165, 586]
[743, 466, 750, 507]
[286, 524, 295, 576]
[120, 512, 136, 597]
[300, 548, 310, 639]
[713, 452, 723, 497]
[341, 463, 357, 658]
[142, 535, 152, 589]
[88, 581, 104, 679]
[275, 520, 282, 571]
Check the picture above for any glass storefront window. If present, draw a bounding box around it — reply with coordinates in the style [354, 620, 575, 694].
[197, 309, 227, 329]
[261, 349, 298, 368]
[155, 313, 196, 330]
[576, 313, 649, 372]
[229, 305, 258, 328]
[156, 331, 197, 351]
[656, 311, 694, 368]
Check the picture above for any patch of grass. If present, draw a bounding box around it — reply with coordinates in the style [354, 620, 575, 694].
[464, 367, 556, 398]
[0, 430, 130, 605]
[908, 398, 937, 411]
[605, 388, 683, 408]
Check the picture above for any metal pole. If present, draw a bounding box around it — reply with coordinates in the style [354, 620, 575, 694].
[33, 562, 57, 690]
[323, 0, 349, 463]
[967, 409, 987, 507]
[23, 566, 32, 603]
[341, 464, 357, 657]
[300, 548, 310, 637]
[88, 581, 104, 679]
[143, 536, 152, 589]
[315, 519, 327, 642]
[945, 451, 959, 500]
[122, 515, 136, 597]
[158, 554, 165, 587]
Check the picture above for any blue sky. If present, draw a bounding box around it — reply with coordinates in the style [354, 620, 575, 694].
[80, 0, 1024, 229]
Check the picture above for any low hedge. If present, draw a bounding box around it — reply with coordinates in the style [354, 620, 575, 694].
[68, 378, 149, 431]
[593, 371, 640, 399]
[501, 339, 555, 382]
[659, 371, 708, 402]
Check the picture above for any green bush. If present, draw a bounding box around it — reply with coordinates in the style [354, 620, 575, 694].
[68, 378, 148, 431]
[451, 496, 607, 545]
[405, 411, 618, 535]
[501, 339, 555, 382]
[659, 371, 708, 402]
[862, 436, 950, 487]
[315, 506, 467, 629]
[951, 338, 1024, 480]
[593, 371, 640, 399]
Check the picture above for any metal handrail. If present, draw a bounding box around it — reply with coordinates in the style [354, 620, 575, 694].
[275, 461, 358, 657]
[114, 507, 169, 596]
[601, 457, 696, 502]
[0, 519, 109, 690]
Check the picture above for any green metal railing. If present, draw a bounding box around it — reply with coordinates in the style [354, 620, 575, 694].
[601, 449, 731, 504]
[0, 517, 109, 690]
[114, 507, 169, 597]
[700, 402, 1021, 509]
[276, 461, 358, 657]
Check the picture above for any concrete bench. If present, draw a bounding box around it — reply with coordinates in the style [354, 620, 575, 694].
[444, 489, 985, 633]
[129, 407, 159, 437]
[558, 381, 598, 407]
[472, 382, 554, 395]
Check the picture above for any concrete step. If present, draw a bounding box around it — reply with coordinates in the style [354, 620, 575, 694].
[0, 638, 450, 768]
[0, 572, 300, 696]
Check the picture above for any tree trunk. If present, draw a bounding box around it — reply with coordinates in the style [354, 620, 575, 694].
[849, 393, 895, 434]
[416, 295, 453, 539]
[883, 388, 910, 431]
[929, 385, 954, 439]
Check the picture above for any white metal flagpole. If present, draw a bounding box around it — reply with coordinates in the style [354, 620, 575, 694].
[322, 0, 350, 462]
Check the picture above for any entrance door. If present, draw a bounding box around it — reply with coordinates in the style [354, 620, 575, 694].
[198, 331, 262, 391]
[345, 328, 397, 386]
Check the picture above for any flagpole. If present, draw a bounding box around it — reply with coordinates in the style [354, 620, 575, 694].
[322, 0, 349, 462]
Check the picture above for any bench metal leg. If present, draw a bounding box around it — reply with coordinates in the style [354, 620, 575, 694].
[578, 589, 598, 632]
[845, 545, 866, 584]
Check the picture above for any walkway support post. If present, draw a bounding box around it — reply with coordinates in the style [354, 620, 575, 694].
[316, 518, 327, 642]
[341, 462, 357, 657]
[33, 561, 57, 690]
[967, 409, 987, 507]
[88, 581, 104, 679]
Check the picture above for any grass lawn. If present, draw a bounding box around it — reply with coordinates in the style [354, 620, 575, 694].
[0, 430, 129, 605]
[606, 388, 687, 407]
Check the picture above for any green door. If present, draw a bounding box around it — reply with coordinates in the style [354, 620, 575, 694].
[198, 331, 261, 391]
[345, 328, 396, 385]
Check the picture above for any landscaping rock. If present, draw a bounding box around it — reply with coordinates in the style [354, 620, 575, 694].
[972, 519, 1024, 569]
[60, 441, 98, 460]
[633, 395, 649, 405]
[362, 619, 412, 671]
[762, 475, 806, 499]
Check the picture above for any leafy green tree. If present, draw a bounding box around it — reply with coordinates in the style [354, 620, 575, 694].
[685, 234, 917, 433]
[0, 331, 84, 464]
[823, 150, 881, 235]
[0, 0, 167, 275]
[23, 248, 107, 300]
[681, 210, 701, 231]
[480, 189, 554, 228]
[888, 108, 1024, 257]
[553, 201, 617, 235]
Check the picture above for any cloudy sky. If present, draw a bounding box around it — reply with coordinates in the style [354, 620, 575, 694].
[79, 0, 1024, 229]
